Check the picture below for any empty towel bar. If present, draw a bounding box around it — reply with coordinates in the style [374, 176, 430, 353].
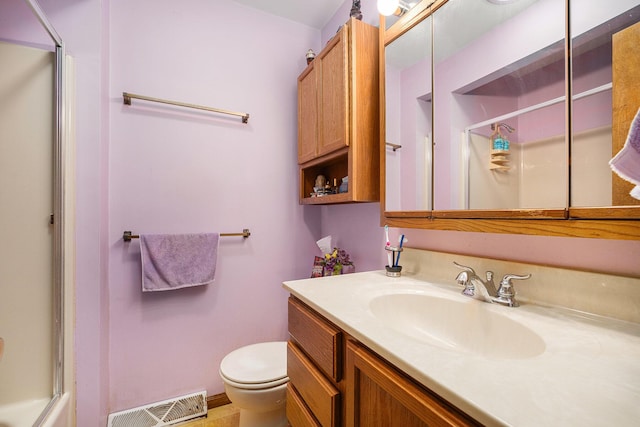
[123, 229, 251, 242]
[123, 92, 250, 123]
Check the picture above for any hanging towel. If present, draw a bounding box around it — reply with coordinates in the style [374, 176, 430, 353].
[140, 233, 219, 292]
[610, 107, 640, 200]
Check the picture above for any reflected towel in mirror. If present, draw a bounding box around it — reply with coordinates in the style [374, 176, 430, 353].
[610, 107, 640, 200]
[140, 233, 219, 292]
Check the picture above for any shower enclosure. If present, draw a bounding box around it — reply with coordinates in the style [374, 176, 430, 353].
[0, 0, 69, 426]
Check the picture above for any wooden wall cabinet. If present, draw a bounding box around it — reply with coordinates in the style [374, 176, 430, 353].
[297, 18, 380, 205]
[287, 296, 479, 426]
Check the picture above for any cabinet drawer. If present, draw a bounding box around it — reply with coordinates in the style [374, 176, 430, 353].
[288, 297, 342, 381]
[286, 383, 322, 427]
[288, 341, 340, 427]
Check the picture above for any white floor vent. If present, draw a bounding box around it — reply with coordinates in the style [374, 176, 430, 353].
[107, 391, 207, 427]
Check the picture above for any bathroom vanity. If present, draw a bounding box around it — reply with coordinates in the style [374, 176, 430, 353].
[286, 296, 480, 426]
[283, 249, 640, 426]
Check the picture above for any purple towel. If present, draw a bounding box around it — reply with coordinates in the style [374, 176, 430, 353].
[610, 107, 640, 200]
[140, 233, 219, 292]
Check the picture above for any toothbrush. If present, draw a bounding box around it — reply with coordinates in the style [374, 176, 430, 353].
[385, 225, 393, 267]
[394, 234, 405, 267]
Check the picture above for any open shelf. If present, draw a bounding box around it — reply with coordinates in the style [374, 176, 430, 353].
[300, 151, 349, 203]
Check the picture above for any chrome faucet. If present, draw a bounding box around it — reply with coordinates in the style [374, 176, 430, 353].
[454, 262, 531, 307]
[454, 262, 497, 303]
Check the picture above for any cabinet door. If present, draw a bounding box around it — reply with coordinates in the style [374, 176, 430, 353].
[298, 63, 318, 164]
[318, 27, 349, 157]
[345, 341, 479, 427]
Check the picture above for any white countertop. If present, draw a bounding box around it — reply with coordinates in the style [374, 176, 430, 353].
[283, 271, 640, 426]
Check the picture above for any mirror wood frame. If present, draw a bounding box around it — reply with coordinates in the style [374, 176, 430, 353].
[379, 0, 640, 241]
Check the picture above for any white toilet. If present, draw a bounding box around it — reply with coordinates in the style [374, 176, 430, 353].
[219, 341, 289, 427]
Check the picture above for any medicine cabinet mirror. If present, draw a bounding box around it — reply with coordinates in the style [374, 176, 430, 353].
[381, 0, 640, 239]
[570, 0, 640, 213]
[384, 14, 432, 212]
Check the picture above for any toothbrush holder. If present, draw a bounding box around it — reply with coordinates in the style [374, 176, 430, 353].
[385, 246, 403, 277]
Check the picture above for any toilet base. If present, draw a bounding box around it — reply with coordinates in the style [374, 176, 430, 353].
[238, 406, 287, 427]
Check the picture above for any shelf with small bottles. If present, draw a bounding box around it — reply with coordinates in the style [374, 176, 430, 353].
[299, 151, 352, 205]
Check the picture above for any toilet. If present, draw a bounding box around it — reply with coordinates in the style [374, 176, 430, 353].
[219, 341, 288, 427]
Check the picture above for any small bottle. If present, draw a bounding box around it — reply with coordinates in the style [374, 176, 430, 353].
[306, 49, 316, 65]
[493, 136, 503, 151]
[503, 138, 510, 151]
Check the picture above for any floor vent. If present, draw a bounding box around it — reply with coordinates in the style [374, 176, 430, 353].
[107, 391, 207, 427]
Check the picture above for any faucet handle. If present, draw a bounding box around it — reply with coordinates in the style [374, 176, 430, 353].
[493, 273, 531, 307]
[502, 273, 531, 283]
[453, 261, 476, 275]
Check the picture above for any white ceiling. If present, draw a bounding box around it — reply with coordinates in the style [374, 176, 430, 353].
[232, 0, 345, 29]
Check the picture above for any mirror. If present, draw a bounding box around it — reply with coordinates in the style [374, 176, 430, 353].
[384, 15, 432, 212]
[569, 0, 640, 209]
[382, 0, 640, 238]
[432, 0, 566, 211]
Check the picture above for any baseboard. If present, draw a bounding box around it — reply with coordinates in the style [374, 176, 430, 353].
[207, 392, 231, 409]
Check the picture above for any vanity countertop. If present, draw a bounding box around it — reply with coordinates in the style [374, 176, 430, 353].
[283, 271, 640, 426]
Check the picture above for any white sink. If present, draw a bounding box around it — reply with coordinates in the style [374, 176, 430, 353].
[369, 293, 546, 359]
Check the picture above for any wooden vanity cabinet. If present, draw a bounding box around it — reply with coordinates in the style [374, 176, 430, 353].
[297, 17, 380, 205]
[345, 340, 481, 427]
[287, 296, 480, 427]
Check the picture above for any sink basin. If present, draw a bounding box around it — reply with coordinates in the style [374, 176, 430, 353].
[369, 293, 546, 359]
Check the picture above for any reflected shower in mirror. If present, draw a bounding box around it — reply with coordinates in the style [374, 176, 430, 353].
[385, 15, 433, 212]
[432, 0, 566, 210]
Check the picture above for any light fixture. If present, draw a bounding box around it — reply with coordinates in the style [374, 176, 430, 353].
[377, 0, 399, 16]
[377, 0, 412, 17]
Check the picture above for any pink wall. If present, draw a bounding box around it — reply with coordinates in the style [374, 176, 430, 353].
[107, 0, 321, 414]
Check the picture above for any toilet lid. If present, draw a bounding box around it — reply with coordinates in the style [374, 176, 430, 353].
[220, 341, 287, 385]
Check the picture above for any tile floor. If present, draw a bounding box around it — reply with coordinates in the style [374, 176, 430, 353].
[178, 404, 239, 427]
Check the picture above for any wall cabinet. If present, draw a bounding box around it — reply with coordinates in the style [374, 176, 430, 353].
[381, 0, 640, 240]
[287, 296, 479, 426]
[297, 18, 380, 205]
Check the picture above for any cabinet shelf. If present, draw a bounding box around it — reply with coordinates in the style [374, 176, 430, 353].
[301, 193, 352, 205]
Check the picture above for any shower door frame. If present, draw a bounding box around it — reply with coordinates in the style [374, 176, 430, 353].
[22, 0, 67, 425]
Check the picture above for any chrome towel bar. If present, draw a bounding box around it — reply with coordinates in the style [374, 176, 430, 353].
[386, 142, 402, 152]
[123, 92, 250, 123]
[123, 229, 251, 242]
